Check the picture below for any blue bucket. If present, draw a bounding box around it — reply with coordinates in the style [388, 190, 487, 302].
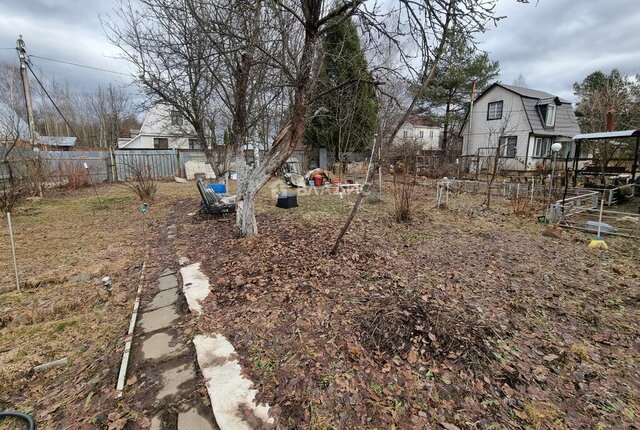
[208, 183, 227, 194]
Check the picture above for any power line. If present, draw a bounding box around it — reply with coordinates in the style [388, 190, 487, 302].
[26, 61, 80, 141]
[29, 54, 130, 76]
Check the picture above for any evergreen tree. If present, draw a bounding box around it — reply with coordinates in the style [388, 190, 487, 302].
[416, 34, 499, 151]
[573, 69, 640, 133]
[304, 18, 377, 164]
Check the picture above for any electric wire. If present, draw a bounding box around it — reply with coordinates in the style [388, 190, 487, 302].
[25, 60, 80, 140]
[29, 54, 129, 76]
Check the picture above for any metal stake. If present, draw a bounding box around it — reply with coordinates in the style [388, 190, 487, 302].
[7, 212, 20, 291]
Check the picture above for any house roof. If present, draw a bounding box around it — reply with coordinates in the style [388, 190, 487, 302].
[467, 82, 580, 138]
[499, 84, 572, 104]
[37, 136, 77, 147]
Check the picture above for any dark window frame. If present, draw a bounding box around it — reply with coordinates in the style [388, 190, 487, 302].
[487, 101, 503, 120]
[170, 110, 183, 126]
[153, 138, 169, 149]
[499, 136, 517, 158]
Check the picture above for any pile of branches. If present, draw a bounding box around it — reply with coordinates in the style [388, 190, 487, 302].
[356, 291, 498, 368]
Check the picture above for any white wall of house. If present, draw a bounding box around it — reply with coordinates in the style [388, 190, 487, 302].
[118, 104, 197, 149]
[461, 85, 532, 171]
[394, 122, 441, 151]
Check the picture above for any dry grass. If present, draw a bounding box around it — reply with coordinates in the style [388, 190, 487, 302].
[0, 181, 193, 417]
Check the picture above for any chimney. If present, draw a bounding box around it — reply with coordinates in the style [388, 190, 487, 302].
[606, 109, 616, 132]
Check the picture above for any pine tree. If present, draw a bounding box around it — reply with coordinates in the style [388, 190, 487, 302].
[416, 34, 499, 152]
[304, 18, 377, 165]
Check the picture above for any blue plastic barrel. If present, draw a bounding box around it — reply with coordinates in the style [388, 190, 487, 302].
[208, 183, 227, 194]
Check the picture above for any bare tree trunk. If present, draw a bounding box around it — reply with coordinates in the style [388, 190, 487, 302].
[330, 137, 377, 254]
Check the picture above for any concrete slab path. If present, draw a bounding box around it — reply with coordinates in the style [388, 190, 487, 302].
[181, 261, 274, 430]
[132, 269, 218, 430]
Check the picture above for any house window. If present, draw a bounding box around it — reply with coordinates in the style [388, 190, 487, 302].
[545, 105, 556, 127]
[419, 130, 424, 138]
[487, 101, 503, 120]
[403, 130, 408, 138]
[188, 139, 198, 149]
[429, 130, 434, 138]
[153, 138, 168, 149]
[533, 137, 553, 157]
[538, 104, 557, 127]
[499, 136, 517, 158]
[170, 110, 183, 126]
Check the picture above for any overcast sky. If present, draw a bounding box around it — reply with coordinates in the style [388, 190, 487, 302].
[0, 0, 638, 103]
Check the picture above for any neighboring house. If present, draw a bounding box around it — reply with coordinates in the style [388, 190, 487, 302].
[118, 103, 200, 150]
[0, 101, 30, 145]
[460, 83, 582, 171]
[394, 116, 441, 151]
[37, 136, 77, 151]
[1, 101, 75, 150]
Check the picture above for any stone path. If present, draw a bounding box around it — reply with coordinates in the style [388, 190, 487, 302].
[134, 268, 218, 430]
[181, 263, 274, 430]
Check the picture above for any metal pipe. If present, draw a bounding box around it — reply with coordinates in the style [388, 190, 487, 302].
[7, 212, 20, 291]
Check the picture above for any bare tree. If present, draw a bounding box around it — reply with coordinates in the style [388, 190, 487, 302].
[87, 84, 137, 148]
[482, 111, 516, 209]
[105, 0, 225, 167]
[109, 0, 500, 237]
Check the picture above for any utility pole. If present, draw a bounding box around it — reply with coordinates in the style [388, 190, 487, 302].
[16, 35, 37, 148]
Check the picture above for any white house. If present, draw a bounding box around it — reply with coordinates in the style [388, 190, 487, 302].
[394, 117, 441, 151]
[460, 83, 581, 171]
[118, 103, 199, 150]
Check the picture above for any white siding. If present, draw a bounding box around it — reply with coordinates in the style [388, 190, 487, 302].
[461, 86, 532, 170]
[393, 123, 441, 151]
[118, 104, 196, 149]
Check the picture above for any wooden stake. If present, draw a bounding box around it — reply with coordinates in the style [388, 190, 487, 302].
[7, 212, 20, 291]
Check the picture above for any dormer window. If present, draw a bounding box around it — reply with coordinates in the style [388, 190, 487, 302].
[537, 99, 557, 128]
[544, 105, 556, 127]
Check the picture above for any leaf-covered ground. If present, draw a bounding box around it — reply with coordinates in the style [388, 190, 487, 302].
[178, 184, 640, 429]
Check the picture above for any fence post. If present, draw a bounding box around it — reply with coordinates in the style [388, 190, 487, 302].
[110, 149, 118, 182]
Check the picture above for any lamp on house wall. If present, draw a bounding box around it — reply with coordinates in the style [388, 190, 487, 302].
[546, 142, 563, 220]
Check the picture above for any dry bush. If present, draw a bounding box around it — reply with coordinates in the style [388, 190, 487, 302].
[356, 291, 497, 368]
[393, 173, 419, 222]
[511, 194, 534, 216]
[122, 163, 157, 201]
[0, 162, 25, 213]
[391, 140, 422, 222]
[58, 159, 89, 190]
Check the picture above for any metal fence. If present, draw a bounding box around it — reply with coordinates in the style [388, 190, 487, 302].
[40, 150, 111, 184]
[113, 149, 179, 181]
[1, 147, 193, 187]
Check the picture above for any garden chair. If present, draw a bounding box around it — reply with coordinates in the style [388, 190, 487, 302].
[197, 179, 236, 215]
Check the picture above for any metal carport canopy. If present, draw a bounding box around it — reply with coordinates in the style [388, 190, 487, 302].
[571, 129, 640, 182]
[572, 130, 640, 140]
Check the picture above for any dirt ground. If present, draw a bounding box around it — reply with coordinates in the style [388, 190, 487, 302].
[173, 181, 640, 429]
[2, 178, 639, 429]
[0, 182, 189, 429]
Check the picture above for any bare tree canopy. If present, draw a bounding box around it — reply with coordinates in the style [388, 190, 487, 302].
[107, 0, 503, 237]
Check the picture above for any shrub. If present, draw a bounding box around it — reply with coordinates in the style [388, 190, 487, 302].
[58, 160, 89, 190]
[122, 163, 156, 202]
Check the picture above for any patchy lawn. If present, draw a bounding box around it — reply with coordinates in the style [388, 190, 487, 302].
[176, 180, 640, 429]
[0, 182, 191, 428]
